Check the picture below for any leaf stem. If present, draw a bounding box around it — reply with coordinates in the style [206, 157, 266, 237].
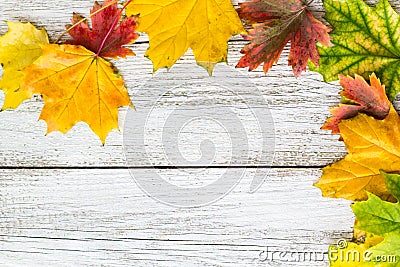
[95, 0, 135, 57]
[55, 0, 119, 44]
[305, 0, 315, 7]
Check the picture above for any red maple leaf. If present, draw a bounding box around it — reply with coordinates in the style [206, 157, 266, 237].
[236, 0, 332, 77]
[322, 73, 390, 134]
[65, 0, 139, 58]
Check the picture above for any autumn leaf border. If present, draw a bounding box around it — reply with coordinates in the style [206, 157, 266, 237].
[0, 0, 400, 266]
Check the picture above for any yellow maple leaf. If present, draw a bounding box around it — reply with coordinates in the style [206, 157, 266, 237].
[0, 22, 49, 110]
[22, 44, 132, 144]
[126, 0, 245, 74]
[315, 106, 400, 201]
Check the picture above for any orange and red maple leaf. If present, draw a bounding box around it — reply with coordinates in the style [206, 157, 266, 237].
[323, 73, 390, 134]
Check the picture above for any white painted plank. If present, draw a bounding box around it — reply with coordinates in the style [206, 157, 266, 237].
[0, 168, 354, 266]
[0, 69, 346, 167]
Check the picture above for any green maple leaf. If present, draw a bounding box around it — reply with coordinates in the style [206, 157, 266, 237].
[310, 0, 400, 100]
[335, 173, 400, 266]
[352, 172, 400, 236]
[369, 234, 400, 266]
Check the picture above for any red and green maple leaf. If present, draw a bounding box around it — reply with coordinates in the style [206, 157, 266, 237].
[236, 0, 332, 76]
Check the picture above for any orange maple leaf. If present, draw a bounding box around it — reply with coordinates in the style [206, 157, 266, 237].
[22, 44, 133, 143]
[315, 105, 400, 201]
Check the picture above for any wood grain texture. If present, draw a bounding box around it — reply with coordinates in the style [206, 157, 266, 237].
[1, 0, 396, 266]
[0, 62, 346, 167]
[0, 168, 354, 266]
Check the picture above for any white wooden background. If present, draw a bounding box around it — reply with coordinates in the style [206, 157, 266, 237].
[1, 0, 399, 266]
